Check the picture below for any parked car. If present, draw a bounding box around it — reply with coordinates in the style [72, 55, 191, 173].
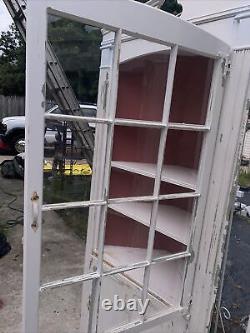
[0, 104, 97, 154]
[233, 200, 250, 217]
[234, 201, 247, 214]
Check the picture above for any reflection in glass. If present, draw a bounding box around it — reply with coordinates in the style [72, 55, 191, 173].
[41, 208, 92, 284]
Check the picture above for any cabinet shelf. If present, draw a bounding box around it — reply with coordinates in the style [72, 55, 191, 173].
[103, 245, 184, 305]
[111, 161, 197, 190]
[109, 202, 191, 245]
[104, 245, 167, 272]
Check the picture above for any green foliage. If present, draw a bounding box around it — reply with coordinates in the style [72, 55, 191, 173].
[239, 170, 250, 187]
[0, 18, 102, 102]
[161, 0, 183, 15]
[43, 175, 91, 239]
[48, 17, 102, 103]
[135, 0, 183, 16]
[0, 24, 25, 96]
[0, 2, 183, 99]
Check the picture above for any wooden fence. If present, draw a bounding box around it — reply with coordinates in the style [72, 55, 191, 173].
[0, 95, 25, 118]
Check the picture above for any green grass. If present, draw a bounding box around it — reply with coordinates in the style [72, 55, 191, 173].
[43, 174, 91, 239]
[43, 174, 91, 203]
[238, 170, 250, 187]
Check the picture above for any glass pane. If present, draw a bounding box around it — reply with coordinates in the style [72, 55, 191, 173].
[41, 207, 96, 284]
[160, 182, 195, 196]
[154, 198, 195, 247]
[148, 259, 186, 309]
[102, 207, 149, 271]
[43, 123, 108, 204]
[112, 126, 161, 164]
[48, 18, 102, 106]
[169, 54, 214, 125]
[39, 281, 92, 333]
[151, 198, 194, 261]
[110, 125, 161, 199]
[162, 130, 204, 191]
[97, 269, 145, 332]
[44, 16, 115, 205]
[152, 231, 186, 259]
[109, 169, 154, 199]
[116, 41, 169, 121]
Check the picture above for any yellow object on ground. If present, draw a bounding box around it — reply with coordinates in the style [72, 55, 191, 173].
[43, 160, 92, 176]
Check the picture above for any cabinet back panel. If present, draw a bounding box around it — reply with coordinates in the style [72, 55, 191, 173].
[109, 169, 154, 198]
[112, 126, 161, 164]
[105, 210, 186, 253]
[169, 55, 214, 125]
[116, 53, 169, 121]
[105, 211, 149, 248]
[159, 198, 195, 213]
[164, 130, 203, 169]
[160, 182, 194, 195]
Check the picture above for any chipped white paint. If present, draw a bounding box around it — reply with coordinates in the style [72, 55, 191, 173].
[187, 49, 250, 333]
[22, 1, 250, 333]
[23, 1, 47, 332]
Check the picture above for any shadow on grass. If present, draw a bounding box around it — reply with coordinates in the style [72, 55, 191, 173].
[43, 174, 91, 240]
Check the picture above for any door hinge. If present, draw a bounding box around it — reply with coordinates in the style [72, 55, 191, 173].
[222, 57, 231, 85]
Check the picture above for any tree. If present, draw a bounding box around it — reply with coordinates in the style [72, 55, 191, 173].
[0, 2, 183, 99]
[0, 23, 25, 96]
[48, 17, 102, 103]
[136, 0, 183, 16]
[0, 19, 102, 102]
[161, 0, 183, 16]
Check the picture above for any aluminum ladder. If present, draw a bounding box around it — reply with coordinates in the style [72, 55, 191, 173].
[3, 0, 95, 166]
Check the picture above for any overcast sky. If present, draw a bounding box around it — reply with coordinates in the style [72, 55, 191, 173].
[0, 0, 250, 32]
[0, 2, 11, 32]
[181, 0, 250, 19]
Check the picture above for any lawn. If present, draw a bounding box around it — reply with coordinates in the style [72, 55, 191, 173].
[239, 170, 250, 188]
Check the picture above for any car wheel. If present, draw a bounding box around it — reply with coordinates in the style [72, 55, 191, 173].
[11, 135, 25, 154]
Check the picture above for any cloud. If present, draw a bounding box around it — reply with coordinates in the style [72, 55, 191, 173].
[0, 2, 13, 32]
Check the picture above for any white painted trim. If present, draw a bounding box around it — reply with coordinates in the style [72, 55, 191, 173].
[105, 307, 183, 333]
[44, 0, 230, 57]
[23, 2, 47, 333]
[187, 49, 250, 333]
[181, 58, 225, 326]
[189, 5, 250, 25]
[141, 46, 179, 319]
[234, 12, 250, 22]
[23, 1, 235, 332]
[168, 123, 210, 132]
[81, 30, 122, 333]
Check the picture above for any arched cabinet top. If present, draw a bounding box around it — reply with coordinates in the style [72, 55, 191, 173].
[39, 0, 231, 58]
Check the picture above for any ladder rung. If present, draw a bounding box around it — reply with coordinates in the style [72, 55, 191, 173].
[14, 8, 24, 20]
[3, 0, 95, 166]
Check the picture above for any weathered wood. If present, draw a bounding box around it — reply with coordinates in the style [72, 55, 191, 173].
[0, 95, 25, 118]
